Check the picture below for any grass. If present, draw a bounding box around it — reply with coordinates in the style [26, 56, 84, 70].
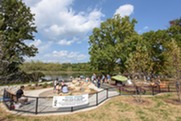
[0, 93, 181, 121]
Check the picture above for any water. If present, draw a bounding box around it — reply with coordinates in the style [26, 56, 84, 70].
[43, 73, 92, 81]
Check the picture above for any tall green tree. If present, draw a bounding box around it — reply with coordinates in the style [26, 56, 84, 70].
[0, 0, 37, 82]
[162, 39, 181, 77]
[167, 18, 181, 48]
[162, 39, 181, 101]
[125, 35, 153, 79]
[89, 15, 137, 73]
[142, 30, 170, 76]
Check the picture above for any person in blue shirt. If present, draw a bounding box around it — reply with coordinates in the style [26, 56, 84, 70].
[97, 76, 101, 88]
[62, 84, 68, 93]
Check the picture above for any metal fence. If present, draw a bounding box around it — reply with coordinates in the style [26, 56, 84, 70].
[3, 87, 119, 114]
[2, 84, 176, 115]
[117, 84, 176, 95]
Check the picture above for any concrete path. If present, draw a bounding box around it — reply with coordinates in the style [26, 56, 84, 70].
[25, 88, 53, 97]
[6, 84, 119, 114]
[2, 83, 119, 115]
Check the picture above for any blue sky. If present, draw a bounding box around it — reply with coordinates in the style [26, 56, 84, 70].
[23, 0, 181, 63]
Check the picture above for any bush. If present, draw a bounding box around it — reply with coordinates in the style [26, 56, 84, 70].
[27, 84, 31, 87]
[38, 84, 42, 86]
[48, 82, 53, 87]
[30, 87, 35, 90]
[42, 83, 48, 88]
[35, 83, 38, 87]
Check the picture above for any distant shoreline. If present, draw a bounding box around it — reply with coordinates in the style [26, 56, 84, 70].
[27, 71, 95, 75]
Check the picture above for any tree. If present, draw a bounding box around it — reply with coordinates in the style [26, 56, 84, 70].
[0, 0, 37, 82]
[125, 35, 153, 79]
[89, 15, 137, 73]
[168, 17, 181, 48]
[162, 39, 181, 102]
[141, 30, 171, 76]
[125, 34, 153, 103]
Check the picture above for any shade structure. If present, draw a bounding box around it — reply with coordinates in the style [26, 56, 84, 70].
[111, 75, 127, 82]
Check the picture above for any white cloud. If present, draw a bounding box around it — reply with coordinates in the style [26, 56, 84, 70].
[58, 37, 79, 46]
[114, 4, 134, 17]
[26, 49, 88, 63]
[23, 0, 104, 45]
[42, 50, 87, 63]
[27, 39, 52, 52]
[52, 50, 86, 59]
[22, 0, 102, 63]
[58, 39, 74, 46]
[23, 0, 40, 7]
[138, 26, 149, 34]
[143, 26, 149, 30]
[29, 39, 42, 47]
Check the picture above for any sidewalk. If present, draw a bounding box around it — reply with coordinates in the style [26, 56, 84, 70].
[25, 88, 53, 97]
[2, 83, 119, 115]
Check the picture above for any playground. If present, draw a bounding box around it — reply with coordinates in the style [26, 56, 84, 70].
[1, 76, 178, 115]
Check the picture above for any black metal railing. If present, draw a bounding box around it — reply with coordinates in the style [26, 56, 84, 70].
[2, 84, 176, 115]
[3, 87, 119, 114]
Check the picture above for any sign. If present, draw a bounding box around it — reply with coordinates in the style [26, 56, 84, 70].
[52, 94, 89, 108]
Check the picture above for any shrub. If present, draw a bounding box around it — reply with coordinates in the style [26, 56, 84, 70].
[27, 84, 31, 87]
[42, 83, 48, 88]
[35, 83, 38, 87]
[38, 84, 42, 86]
[30, 87, 35, 90]
[48, 82, 53, 87]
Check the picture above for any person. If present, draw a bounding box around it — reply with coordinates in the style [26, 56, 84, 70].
[127, 77, 133, 85]
[53, 78, 58, 93]
[91, 73, 97, 84]
[85, 77, 89, 82]
[107, 74, 111, 83]
[97, 76, 101, 88]
[55, 83, 60, 94]
[61, 80, 65, 86]
[16, 86, 28, 104]
[101, 74, 105, 83]
[62, 84, 69, 93]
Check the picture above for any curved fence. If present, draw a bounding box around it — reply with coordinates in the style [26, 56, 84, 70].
[3, 86, 119, 114]
[2, 83, 176, 115]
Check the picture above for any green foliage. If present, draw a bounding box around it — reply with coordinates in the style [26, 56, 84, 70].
[30, 86, 35, 90]
[162, 39, 181, 78]
[168, 18, 181, 48]
[20, 61, 95, 73]
[89, 15, 181, 80]
[89, 15, 137, 73]
[27, 84, 31, 87]
[42, 83, 48, 88]
[0, 0, 37, 82]
[125, 34, 153, 77]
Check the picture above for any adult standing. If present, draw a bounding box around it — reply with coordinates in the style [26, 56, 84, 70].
[107, 74, 111, 83]
[53, 78, 58, 93]
[97, 76, 101, 88]
[91, 73, 97, 84]
[101, 74, 105, 83]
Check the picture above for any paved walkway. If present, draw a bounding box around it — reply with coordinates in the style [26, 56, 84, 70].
[25, 88, 53, 97]
[5, 84, 119, 114]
